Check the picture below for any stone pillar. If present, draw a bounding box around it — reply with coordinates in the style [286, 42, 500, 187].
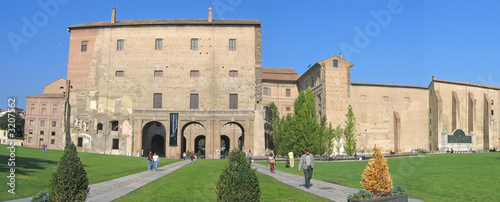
[440, 130, 448, 151]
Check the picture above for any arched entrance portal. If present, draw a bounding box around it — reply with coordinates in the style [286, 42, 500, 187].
[181, 122, 206, 158]
[142, 121, 166, 157]
[221, 122, 244, 152]
[194, 135, 206, 158]
[220, 135, 230, 158]
[151, 135, 165, 156]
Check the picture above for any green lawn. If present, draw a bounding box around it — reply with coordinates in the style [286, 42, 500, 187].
[0, 145, 180, 200]
[116, 159, 330, 202]
[258, 153, 500, 202]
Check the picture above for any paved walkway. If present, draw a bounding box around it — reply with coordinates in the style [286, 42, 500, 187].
[252, 163, 423, 202]
[7, 160, 192, 202]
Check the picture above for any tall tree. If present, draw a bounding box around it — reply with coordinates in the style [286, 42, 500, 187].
[343, 105, 358, 155]
[273, 88, 336, 156]
[264, 102, 279, 150]
[0, 112, 24, 139]
[333, 124, 343, 154]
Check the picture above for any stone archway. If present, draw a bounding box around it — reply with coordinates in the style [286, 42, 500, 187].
[142, 121, 166, 157]
[221, 122, 244, 152]
[181, 122, 206, 157]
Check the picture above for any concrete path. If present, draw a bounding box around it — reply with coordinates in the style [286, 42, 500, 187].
[6, 160, 192, 202]
[252, 163, 423, 202]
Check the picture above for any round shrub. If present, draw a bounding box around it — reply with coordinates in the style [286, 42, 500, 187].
[216, 148, 261, 201]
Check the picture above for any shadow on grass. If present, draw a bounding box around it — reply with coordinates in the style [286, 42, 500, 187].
[0, 154, 58, 176]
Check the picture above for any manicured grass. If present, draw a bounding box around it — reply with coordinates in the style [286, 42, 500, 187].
[0, 145, 180, 200]
[116, 159, 330, 202]
[258, 153, 500, 201]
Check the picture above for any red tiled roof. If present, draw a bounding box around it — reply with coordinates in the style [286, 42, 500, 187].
[262, 68, 300, 83]
[68, 19, 261, 29]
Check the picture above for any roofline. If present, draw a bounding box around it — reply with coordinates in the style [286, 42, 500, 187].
[351, 82, 429, 90]
[262, 79, 299, 84]
[68, 19, 261, 30]
[43, 78, 66, 88]
[431, 79, 500, 90]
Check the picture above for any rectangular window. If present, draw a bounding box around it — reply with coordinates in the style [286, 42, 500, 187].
[51, 139, 55, 145]
[229, 39, 236, 50]
[28, 137, 32, 143]
[29, 130, 33, 135]
[190, 70, 199, 77]
[51, 131, 55, 136]
[191, 38, 198, 50]
[117, 39, 124, 51]
[286, 89, 291, 97]
[154, 70, 163, 77]
[111, 121, 119, 131]
[52, 121, 56, 127]
[153, 93, 162, 108]
[78, 137, 83, 147]
[112, 139, 119, 149]
[229, 94, 238, 109]
[116, 71, 124, 77]
[190, 94, 199, 109]
[155, 38, 162, 50]
[229, 70, 238, 77]
[40, 131, 44, 135]
[492, 100, 495, 105]
[81, 41, 88, 52]
[40, 120, 45, 126]
[333, 60, 339, 67]
[30, 120, 34, 126]
[263, 87, 270, 96]
[286, 107, 291, 111]
[2, 131, 6, 137]
[492, 110, 494, 116]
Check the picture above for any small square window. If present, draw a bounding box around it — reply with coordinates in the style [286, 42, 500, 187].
[51, 139, 55, 145]
[81, 41, 88, 52]
[51, 131, 56, 136]
[229, 70, 238, 77]
[190, 70, 199, 77]
[286, 89, 291, 97]
[333, 60, 339, 67]
[40, 120, 45, 126]
[112, 139, 119, 149]
[52, 121, 56, 127]
[116, 71, 124, 77]
[29, 130, 33, 135]
[30, 120, 34, 126]
[191, 38, 198, 50]
[78, 137, 83, 147]
[263, 87, 270, 96]
[117, 39, 124, 51]
[229, 39, 236, 50]
[286, 107, 291, 111]
[154, 70, 163, 77]
[40, 131, 44, 135]
[155, 38, 162, 50]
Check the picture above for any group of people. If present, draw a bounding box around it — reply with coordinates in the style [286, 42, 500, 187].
[182, 151, 197, 161]
[266, 149, 314, 189]
[41, 143, 47, 152]
[322, 151, 338, 161]
[147, 151, 160, 171]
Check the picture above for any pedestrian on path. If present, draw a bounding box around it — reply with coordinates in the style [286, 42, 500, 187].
[153, 153, 160, 171]
[147, 151, 153, 171]
[42, 143, 46, 152]
[323, 151, 328, 161]
[182, 152, 186, 160]
[298, 148, 314, 189]
[247, 150, 253, 165]
[190, 151, 195, 161]
[268, 152, 275, 173]
[288, 151, 294, 168]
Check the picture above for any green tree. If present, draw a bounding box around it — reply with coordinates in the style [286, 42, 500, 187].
[49, 142, 89, 201]
[343, 105, 358, 155]
[216, 148, 261, 201]
[273, 88, 336, 156]
[0, 112, 25, 139]
[333, 124, 343, 154]
[264, 102, 279, 149]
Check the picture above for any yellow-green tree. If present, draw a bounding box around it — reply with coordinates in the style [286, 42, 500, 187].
[361, 146, 393, 198]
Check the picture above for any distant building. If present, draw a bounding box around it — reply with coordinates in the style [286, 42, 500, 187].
[24, 78, 66, 149]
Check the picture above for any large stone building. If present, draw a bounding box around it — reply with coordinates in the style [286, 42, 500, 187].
[25, 7, 499, 156]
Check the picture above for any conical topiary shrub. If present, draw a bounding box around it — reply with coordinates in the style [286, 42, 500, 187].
[216, 148, 261, 201]
[49, 142, 89, 201]
[360, 146, 393, 198]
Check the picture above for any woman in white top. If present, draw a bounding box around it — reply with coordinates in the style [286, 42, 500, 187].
[153, 153, 160, 171]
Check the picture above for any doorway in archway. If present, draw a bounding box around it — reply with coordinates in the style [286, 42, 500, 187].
[151, 135, 165, 156]
[194, 135, 206, 158]
[220, 135, 230, 159]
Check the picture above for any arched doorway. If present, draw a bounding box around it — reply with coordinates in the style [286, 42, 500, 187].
[220, 135, 230, 158]
[181, 136, 187, 158]
[181, 122, 206, 158]
[221, 122, 244, 152]
[142, 121, 166, 157]
[151, 135, 165, 156]
[194, 135, 206, 158]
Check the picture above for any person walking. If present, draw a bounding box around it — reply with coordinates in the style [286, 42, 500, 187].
[42, 143, 45, 152]
[323, 151, 328, 161]
[268, 153, 275, 173]
[288, 151, 294, 168]
[153, 152, 160, 171]
[246, 150, 253, 165]
[147, 151, 153, 171]
[190, 151, 195, 161]
[298, 148, 315, 189]
[182, 152, 187, 160]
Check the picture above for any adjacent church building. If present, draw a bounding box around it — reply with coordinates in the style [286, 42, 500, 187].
[24, 7, 499, 158]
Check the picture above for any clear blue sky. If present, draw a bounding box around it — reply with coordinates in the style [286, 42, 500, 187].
[1, 0, 500, 110]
